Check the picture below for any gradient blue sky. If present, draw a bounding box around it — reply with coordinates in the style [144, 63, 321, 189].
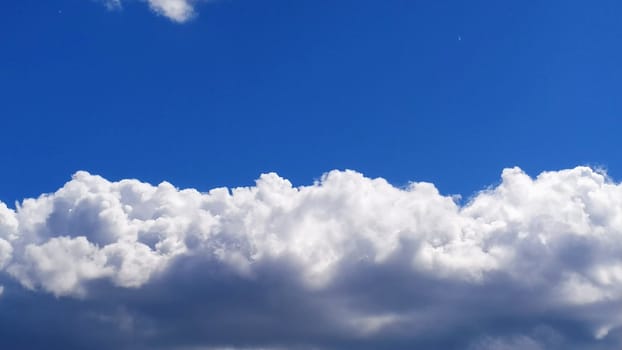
[2, 0, 622, 201]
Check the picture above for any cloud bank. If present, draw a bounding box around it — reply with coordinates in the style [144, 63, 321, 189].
[0, 167, 621, 349]
[103, 0, 196, 22]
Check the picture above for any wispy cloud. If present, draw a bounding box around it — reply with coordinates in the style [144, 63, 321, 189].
[0, 167, 621, 349]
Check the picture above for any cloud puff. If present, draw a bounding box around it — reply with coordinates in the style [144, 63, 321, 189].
[0, 167, 621, 349]
[102, 0, 196, 22]
[145, 0, 195, 22]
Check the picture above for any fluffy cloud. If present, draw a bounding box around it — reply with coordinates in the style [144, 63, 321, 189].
[103, 0, 196, 22]
[145, 0, 195, 22]
[0, 167, 621, 349]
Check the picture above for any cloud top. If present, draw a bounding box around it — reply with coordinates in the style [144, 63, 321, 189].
[0, 167, 621, 349]
[103, 0, 196, 22]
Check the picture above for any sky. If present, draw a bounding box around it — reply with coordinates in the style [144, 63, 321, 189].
[1, 1, 622, 349]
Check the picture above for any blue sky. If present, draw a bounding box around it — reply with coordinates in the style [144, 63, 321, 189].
[1, 2, 622, 350]
[3, 0, 622, 203]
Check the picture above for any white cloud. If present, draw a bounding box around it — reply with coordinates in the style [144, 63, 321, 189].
[145, 0, 195, 22]
[100, 0, 196, 22]
[0, 166, 621, 348]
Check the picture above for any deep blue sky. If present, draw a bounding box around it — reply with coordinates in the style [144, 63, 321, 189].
[2, 0, 622, 203]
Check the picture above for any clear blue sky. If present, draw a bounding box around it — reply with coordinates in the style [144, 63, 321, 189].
[2, 0, 622, 203]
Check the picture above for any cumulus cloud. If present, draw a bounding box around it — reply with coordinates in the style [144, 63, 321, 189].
[0, 167, 621, 349]
[101, 0, 196, 22]
[146, 0, 195, 22]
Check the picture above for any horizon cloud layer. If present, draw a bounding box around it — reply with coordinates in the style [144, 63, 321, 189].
[0, 166, 621, 349]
